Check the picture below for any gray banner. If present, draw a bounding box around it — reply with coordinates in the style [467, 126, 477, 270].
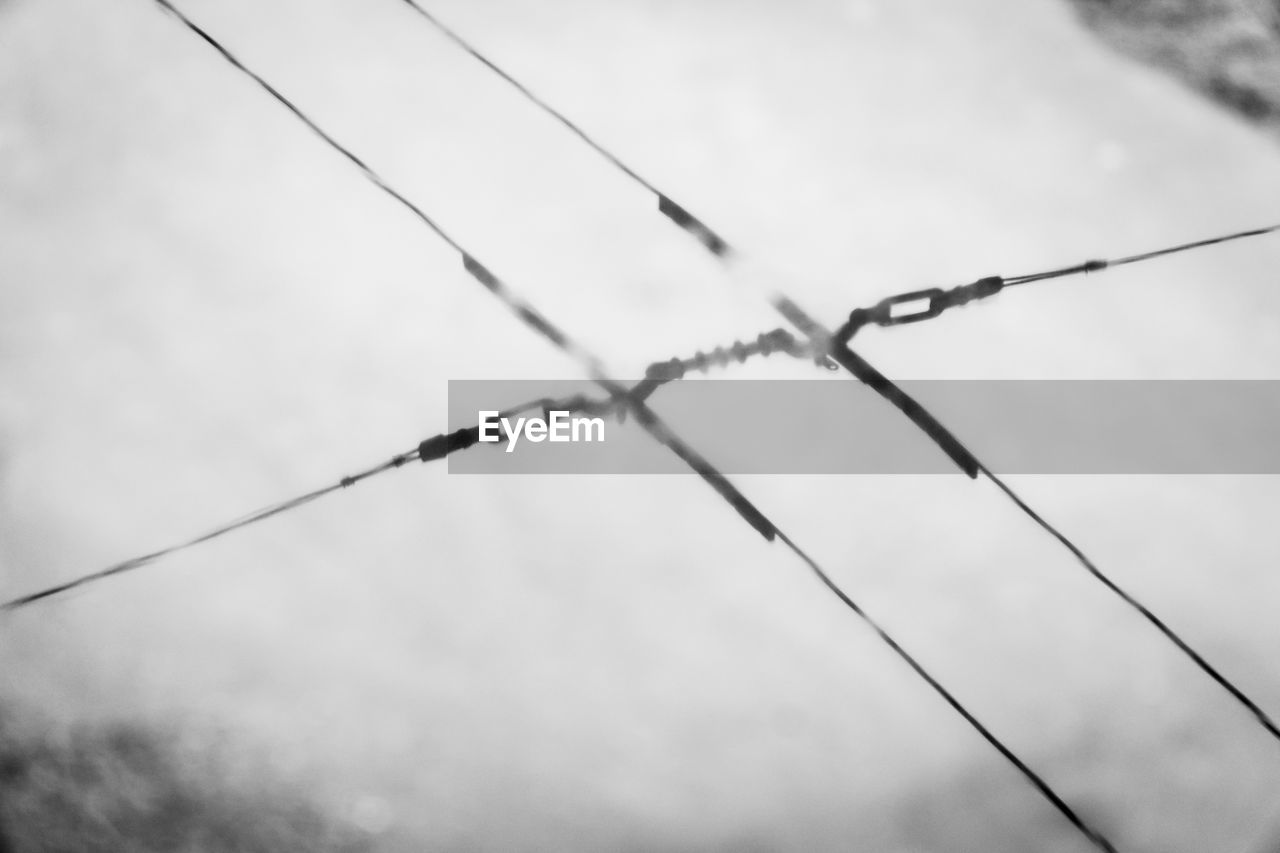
[445, 380, 1280, 474]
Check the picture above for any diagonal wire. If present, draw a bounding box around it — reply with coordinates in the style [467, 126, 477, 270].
[1003, 223, 1280, 287]
[774, 529, 1116, 853]
[395, 0, 1280, 751]
[137, 5, 1115, 848]
[393, 0, 984, 481]
[152, 0, 776, 543]
[1, 331, 817, 613]
[833, 234, 1280, 744]
[978, 462, 1280, 741]
[396, 0, 658, 195]
[0, 452, 415, 612]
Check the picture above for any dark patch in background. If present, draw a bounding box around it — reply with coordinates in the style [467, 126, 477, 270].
[1067, 0, 1280, 136]
[0, 711, 371, 853]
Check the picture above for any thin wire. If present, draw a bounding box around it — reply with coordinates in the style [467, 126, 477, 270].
[1004, 224, 1280, 287]
[118, 7, 1112, 847]
[391, 0, 981, 475]
[152, 0, 777, 542]
[835, 266, 1280, 745]
[836, 294, 1280, 743]
[4, 420, 1116, 849]
[395, 0, 1280, 753]
[1, 332, 819, 612]
[977, 462, 1280, 742]
[0, 451, 417, 612]
[868, 218, 1280, 748]
[157, 0, 465, 255]
[390, 0, 847, 365]
[774, 529, 1116, 853]
[397, 0, 657, 196]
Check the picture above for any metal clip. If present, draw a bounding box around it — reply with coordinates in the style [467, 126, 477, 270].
[869, 288, 947, 326]
[863, 276, 1006, 330]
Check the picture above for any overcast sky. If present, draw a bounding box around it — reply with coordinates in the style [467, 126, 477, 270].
[4, 1, 1280, 850]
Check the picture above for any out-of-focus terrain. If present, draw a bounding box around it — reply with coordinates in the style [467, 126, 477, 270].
[4, 0, 1280, 851]
[1067, 0, 1280, 141]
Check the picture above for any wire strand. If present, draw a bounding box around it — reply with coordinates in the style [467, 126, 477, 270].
[774, 529, 1117, 853]
[1, 331, 820, 612]
[978, 462, 1280, 741]
[152, 0, 776, 542]
[0, 451, 416, 612]
[48, 8, 1114, 847]
[397, 0, 658, 196]
[834, 280, 1280, 745]
[394, 0, 1280, 757]
[1003, 224, 1280, 287]
[393, 1, 831, 324]
[393, 0, 1011, 509]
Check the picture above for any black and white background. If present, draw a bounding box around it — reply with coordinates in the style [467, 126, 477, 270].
[3, 0, 1280, 850]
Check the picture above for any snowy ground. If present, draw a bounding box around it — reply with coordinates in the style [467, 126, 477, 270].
[4, 0, 1280, 850]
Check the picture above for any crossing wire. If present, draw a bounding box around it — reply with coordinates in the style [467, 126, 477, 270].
[393, 0, 984, 482]
[150, 0, 777, 544]
[830, 228, 1280, 744]
[120, 4, 1117, 849]
[0, 331, 820, 613]
[392, 0, 1280, 749]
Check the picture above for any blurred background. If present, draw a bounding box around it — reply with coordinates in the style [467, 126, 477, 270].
[3, 0, 1280, 850]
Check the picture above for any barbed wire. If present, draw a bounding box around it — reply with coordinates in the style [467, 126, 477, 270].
[151, 0, 784, 543]
[19, 5, 1122, 849]
[388, 0, 1280, 758]
[1, 329, 823, 613]
[390, 0, 999, 479]
[831, 267, 1280, 742]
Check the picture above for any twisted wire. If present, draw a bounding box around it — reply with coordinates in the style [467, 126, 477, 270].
[2, 328, 821, 611]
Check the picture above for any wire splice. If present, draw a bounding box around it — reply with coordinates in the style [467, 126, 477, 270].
[419, 426, 482, 462]
[657, 194, 732, 258]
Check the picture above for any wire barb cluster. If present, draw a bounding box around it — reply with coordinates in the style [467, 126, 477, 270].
[646, 329, 821, 380]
